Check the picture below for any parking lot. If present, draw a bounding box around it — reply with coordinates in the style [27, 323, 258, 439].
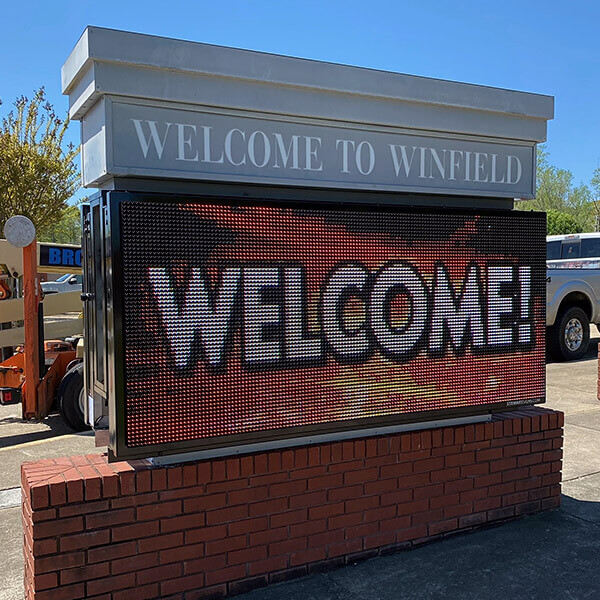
[1, 332, 600, 599]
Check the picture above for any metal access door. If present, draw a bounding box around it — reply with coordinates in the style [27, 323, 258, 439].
[81, 197, 109, 427]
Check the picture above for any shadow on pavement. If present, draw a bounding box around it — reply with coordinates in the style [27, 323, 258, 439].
[237, 496, 600, 600]
[561, 493, 600, 525]
[0, 411, 86, 449]
[546, 334, 599, 365]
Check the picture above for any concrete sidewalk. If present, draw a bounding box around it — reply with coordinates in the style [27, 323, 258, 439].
[0, 403, 98, 600]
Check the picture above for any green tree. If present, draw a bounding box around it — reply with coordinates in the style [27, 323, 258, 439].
[592, 167, 600, 197]
[546, 209, 582, 235]
[567, 183, 594, 231]
[40, 204, 82, 245]
[527, 146, 574, 212]
[0, 88, 79, 238]
[590, 166, 600, 230]
[519, 146, 594, 230]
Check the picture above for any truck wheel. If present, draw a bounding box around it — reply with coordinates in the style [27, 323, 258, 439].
[57, 363, 90, 431]
[549, 306, 590, 361]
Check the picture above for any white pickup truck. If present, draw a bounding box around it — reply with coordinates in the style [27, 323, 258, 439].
[546, 233, 600, 361]
[41, 273, 82, 294]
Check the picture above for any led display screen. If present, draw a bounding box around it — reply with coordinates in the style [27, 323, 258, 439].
[113, 197, 545, 458]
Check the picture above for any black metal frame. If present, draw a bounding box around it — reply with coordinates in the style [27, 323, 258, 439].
[93, 188, 545, 461]
[82, 198, 111, 429]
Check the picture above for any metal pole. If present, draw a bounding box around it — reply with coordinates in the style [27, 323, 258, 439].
[22, 240, 40, 419]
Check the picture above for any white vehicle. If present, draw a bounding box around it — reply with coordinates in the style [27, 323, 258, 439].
[41, 273, 83, 294]
[547, 232, 600, 267]
[546, 233, 600, 360]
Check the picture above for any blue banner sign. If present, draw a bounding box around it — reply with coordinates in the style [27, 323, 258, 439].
[39, 244, 82, 269]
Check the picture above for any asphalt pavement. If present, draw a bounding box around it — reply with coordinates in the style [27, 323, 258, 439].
[1, 331, 599, 600]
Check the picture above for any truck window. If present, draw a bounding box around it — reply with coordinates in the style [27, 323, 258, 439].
[547, 241, 561, 259]
[581, 238, 600, 258]
[561, 240, 580, 259]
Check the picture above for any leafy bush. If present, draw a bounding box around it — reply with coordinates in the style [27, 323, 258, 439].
[546, 209, 582, 235]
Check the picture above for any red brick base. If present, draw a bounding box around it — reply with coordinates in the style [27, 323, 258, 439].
[22, 407, 563, 599]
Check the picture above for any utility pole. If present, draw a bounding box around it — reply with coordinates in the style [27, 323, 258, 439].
[3, 216, 41, 419]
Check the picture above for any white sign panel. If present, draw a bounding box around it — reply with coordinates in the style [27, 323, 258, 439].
[97, 102, 535, 198]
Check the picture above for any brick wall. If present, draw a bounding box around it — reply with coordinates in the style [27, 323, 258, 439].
[22, 407, 563, 600]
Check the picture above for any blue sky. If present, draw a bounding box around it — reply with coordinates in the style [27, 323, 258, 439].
[1, 0, 599, 201]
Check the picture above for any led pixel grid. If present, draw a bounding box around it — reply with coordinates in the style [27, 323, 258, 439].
[118, 199, 546, 451]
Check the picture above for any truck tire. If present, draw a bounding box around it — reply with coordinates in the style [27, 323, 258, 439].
[548, 306, 590, 361]
[57, 363, 90, 431]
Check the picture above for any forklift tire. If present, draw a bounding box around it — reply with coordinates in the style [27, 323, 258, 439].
[57, 363, 90, 431]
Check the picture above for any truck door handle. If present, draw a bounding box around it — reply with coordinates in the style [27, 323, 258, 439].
[81, 293, 94, 301]
[546, 276, 552, 283]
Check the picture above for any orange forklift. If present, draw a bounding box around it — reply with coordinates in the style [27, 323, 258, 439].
[0, 216, 89, 430]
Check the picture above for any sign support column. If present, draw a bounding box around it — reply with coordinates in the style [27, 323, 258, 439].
[21, 239, 41, 419]
[3, 215, 41, 419]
